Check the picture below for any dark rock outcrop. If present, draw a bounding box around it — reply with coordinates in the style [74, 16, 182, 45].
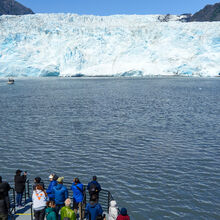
[190, 2, 220, 21]
[179, 13, 192, 22]
[0, 0, 34, 15]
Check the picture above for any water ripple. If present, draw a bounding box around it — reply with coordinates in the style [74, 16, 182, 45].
[0, 78, 220, 220]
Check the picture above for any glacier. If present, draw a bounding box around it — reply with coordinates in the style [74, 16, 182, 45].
[0, 13, 220, 77]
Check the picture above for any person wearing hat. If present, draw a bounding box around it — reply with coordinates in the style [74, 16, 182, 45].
[116, 208, 130, 220]
[52, 177, 68, 214]
[109, 200, 118, 220]
[14, 170, 27, 207]
[46, 174, 57, 201]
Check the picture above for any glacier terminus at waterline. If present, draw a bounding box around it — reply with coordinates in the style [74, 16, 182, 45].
[0, 14, 220, 77]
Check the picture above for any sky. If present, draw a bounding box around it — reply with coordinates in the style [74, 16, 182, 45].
[18, 0, 220, 16]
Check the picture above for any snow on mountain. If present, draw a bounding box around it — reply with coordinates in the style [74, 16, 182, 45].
[0, 13, 219, 77]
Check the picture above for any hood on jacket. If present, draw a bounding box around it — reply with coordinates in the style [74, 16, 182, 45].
[45, 207, 55, 215]
[55, 184, 63, 190]
[120, 208, 127, 216]
[89, 201, 97, 208]
[110, 200, 117, 207]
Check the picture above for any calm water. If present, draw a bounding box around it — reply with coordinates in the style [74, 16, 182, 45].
[0, 77, 220, 220]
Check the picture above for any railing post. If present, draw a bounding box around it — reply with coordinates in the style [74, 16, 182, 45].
[24, 179, 29, 204]
[80, 187, 86, 220]
[13, 188, 16, 214]
[107, 191, 110, 213]
[27, 179, 30, 198]
[31, 202, 33, 220]
[24, 185, 27, 204]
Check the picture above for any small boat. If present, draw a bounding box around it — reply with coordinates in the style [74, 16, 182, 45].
[8, 78, 14, 84]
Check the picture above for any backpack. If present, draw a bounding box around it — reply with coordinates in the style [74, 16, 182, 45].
[89, 183, 98, 193]
[96, 214, 105, 220]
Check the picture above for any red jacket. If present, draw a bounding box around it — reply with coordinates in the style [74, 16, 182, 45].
[116, 214, 130, 220]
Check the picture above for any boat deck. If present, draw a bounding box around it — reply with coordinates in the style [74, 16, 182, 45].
[14, 200, 32, 220]
[14, 199, 109, 220]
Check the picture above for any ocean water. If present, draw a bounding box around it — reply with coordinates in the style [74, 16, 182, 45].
[0, 77, 220, 220]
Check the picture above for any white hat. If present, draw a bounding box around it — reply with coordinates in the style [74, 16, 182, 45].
[49, 174, 53, 179]
[110, 200, 117, 207]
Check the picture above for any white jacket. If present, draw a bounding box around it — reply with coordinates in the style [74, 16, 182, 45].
[32, 189, 48, 210]
[109, 200, 118, 220]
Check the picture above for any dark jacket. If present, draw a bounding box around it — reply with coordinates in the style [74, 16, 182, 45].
[46, 180, 57, 200]
[14, 174, 26, 193]
[0, 182, 11, 197]
[85, 201, 103, 220]
[87, 181, 101, 193]
[0, 181, 11, 214]
[52, 184, 68, 205]
[116, 215, 130, 220]
[0, 199, 7, 214]
[45, 207, 57, 220]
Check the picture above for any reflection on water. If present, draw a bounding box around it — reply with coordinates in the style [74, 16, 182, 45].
[0, 77, 220, 220]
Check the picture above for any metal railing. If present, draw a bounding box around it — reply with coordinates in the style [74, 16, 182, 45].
[8, 187, 16, 219]
[7, 179, 31, 219]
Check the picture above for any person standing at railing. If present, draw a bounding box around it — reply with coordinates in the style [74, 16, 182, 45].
[33, 177, 45, 190]
[87, 176, 101, 201]
[71, 178, 84, 219]
[32, 184, 48, 220]
[116, 208, 130, 220]
[14, 170, 26, 207]
[46, 174, 58, 201]
[52, 177, 68, 214]
[0, 176, 11, 220]
[109, 200, 118, 220]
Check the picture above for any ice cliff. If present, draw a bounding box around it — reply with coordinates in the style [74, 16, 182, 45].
[0, 14, 220, 77]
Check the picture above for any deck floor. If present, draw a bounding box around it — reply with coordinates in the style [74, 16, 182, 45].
[14, 202, 108, 220]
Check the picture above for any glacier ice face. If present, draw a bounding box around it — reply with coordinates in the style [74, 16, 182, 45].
[0, 13, 220, 77]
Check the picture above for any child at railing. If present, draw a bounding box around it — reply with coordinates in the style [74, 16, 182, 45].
[45, 201, 57, 220]
[116, 208, 130, 220]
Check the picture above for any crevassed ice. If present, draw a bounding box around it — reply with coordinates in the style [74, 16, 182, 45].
[0, 13, 220, 77]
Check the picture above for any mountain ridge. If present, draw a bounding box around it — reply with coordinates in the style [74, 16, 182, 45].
[0, 0, 34, 15]
[190, 2, 220, 21]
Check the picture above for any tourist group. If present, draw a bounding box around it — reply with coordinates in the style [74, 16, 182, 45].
[0, 170, 130, 220]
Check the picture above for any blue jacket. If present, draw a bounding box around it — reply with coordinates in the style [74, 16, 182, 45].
[46, 180, 57, 199]
[87, 181, 101, 192]
[71, 183, 83, 203]
[85, 202, 103, 220]
[52, 184, 68, 205]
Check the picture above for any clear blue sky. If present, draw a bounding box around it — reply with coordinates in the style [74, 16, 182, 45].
[18, 0, 220, 15]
